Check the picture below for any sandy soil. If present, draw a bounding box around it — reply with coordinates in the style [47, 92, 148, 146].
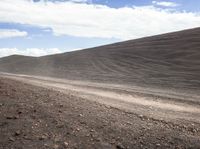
[0, 74, 200, 149]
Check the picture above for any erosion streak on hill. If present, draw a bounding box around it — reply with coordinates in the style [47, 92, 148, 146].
[0, 28, 200, 94]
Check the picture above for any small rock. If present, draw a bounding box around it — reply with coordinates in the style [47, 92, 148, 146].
[37, 119, 42, 123]
[86, 134, 90, 137]
[15, 130, 21, 136]
[96, 138, 101, 142]
[54, 135, 62, 142]
[9, 137, 15, 142]
[64, 142, 69, 147]
[100, 142, 113, 149]
[116, 144, 125, 149]
[39, 135, 47, 140]
[56, 124, 64, 128]
[116, 137, 121, 141]
[12, 89, 16, 92]
[6, 116, 13, 119]
[126, 122, 132, 125]
[66, 131, 70, 135]
[175, 146, 182, 149]
[139, 115, 144, 118]
[80, 121, 86, 124]
[0, 122, 8, 127]
[59, 104, 64, 108]
[139, 115, 146, 120]
[23, 135, 31, 140]
[15, 115, 19, 119]
[191, 128, 197, 133]
[105, 105, 111, 109]
[90, 129, 95, 132]
[6, 116, 18, 119]
[110, 139, 115, 144]
[44, 144, 49, 147]
[31, 115, 36, 119]
[183, 125, 187, 129]
[53, 144, 59, 149]
[79, 114, 83, 117]
[156, 143, 161, 147]
[18, 111, 22, 115]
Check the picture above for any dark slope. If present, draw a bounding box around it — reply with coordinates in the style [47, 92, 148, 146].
[0, 28, 200, 92]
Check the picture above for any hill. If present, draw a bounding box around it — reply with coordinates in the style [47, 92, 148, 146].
[0, 28, 200, 93]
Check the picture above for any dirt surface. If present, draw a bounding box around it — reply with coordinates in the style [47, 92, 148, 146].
[1, 77, 200, 149]
[2, 73, 200, 124]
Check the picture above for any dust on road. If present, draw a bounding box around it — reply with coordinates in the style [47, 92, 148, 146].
[1, 73, 200, 123]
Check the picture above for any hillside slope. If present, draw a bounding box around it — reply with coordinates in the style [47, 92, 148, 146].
[0, 28, 200, 92]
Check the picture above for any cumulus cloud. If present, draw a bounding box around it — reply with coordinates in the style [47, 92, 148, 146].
[152, 1, 179, 7]
[0, 0, 199, 40]
[0, 29, 28, 39]
[0, 48, 62, 57]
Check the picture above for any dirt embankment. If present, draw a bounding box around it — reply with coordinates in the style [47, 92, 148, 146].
[0, 77, 200, 149]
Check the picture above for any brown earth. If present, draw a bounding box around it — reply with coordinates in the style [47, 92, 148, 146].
[0, 77, 200, 149]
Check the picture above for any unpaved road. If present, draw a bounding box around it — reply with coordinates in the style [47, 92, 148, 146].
[0, 73, 200, 149]
[1, 72, 200, 123]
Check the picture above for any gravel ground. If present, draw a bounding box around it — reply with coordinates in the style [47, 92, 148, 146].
[0, 77, 200, 149]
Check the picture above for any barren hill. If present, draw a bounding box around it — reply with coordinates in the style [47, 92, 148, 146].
[0, 28, 200, 92]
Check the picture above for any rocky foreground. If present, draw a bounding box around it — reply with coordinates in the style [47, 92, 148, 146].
[0, 77, 200, 149]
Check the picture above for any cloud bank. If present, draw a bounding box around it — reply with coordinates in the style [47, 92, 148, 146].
[152, 1, 179, 7]
[0, 48, 62, 57]
[0, 29, 27, 39]
[0, 0, 200, 40]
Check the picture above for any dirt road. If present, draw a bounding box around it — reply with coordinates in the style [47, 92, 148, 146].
[0, 73, 200, 148]
[1, 73, 200, 123]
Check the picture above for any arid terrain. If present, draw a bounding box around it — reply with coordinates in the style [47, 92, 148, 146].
[0, 28, 200, 149]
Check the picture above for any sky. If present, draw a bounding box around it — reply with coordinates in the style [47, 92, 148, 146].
[0, 0, 200, 57]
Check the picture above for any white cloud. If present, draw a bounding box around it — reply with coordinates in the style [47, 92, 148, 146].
[69, 0, 89, 3]
[0, 0, 199, 40]
[0, 29, 28, 39]
[0, 48, 62, 57]
[152, 1, 179, 7]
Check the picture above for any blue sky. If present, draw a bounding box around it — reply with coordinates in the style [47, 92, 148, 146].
[0, 0, 200, 57]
